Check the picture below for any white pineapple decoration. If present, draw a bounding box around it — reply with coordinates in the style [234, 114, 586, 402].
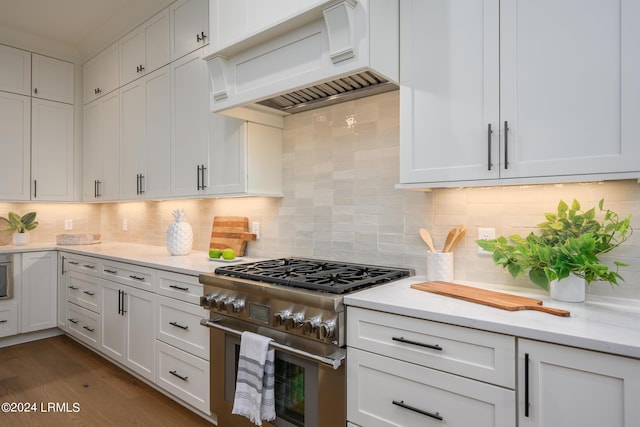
[166, 208, 193, 256]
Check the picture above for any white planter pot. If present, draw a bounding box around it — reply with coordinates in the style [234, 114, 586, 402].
[13, 233, 29, 246]
[549, 274, 586, 303]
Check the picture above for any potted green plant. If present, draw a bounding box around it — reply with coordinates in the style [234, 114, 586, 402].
[3, 211, 39, 246]
[476, 199, 632, 302]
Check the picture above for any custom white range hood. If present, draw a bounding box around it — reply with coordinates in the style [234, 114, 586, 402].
[204, 0, 399, 116]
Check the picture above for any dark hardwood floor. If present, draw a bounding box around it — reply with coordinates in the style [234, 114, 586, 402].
[0, 335, 214, 426]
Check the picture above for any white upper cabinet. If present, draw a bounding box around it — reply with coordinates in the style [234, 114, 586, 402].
[169, 0, 209, 60]
[120, 9, 170, 86]
[84, 42, 119, 104]
[399, 0, 640, 188]
[31, 99, 74, 201]
[0, 45, 31, 96]
[0, 92, 30, 200]
[83, 91, 120, 201]
[31, 54, 74, 104]
[207, 0, 326, 52]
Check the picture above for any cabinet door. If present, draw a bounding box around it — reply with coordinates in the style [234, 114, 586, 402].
[206, 114, 246, 195]
[170, 0, 209, 60]
[519, 339, 640, 427]
[125, 287, 155, 381]
[120, 27, 146, 86]
[83, 54, 101, 104]
[170, 49, 208, 196]
[399, 0, 500, 184]
[119, 79, 146, 199]
[0, 92, 31, 200]
[100, 42, 120, 97]
[0, 45, 31, 95]
[99, 91, 121, 200]
[500, 0, 640, 179]
[83, 99, 103, 200]
[144, 66, 172, 198]
[21, 252, 58, 333]
[144, 9, 171, 75]
[31, 54, 74, 104]
[31, 99, 74, 201]
[100, 280, 126, 361]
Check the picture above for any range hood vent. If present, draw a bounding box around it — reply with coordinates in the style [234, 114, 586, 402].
[255, 71, 398, 114]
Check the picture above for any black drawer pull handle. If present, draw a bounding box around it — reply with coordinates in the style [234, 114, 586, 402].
[525, 352, 530, 417]
[169, 284, 189, 291]
[129, 275, 145, 281]
[393, 400, 443, 421]
[392, 336, 443, 351]
[0, 319, 7, 324]
[68, 261, 79, 265]
[104, 269, 117, 274]
[169, 321, 189, 330]
[68, 285, 79, 290]
[83, 326, 95, 332]
[83, 264, 95, 269]
[169, 370, 188, 381]
[68, 318, 79, 324]
[83, 291, 95, 296]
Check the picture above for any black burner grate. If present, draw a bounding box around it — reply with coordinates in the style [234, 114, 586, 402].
[214, 258, 413, 294]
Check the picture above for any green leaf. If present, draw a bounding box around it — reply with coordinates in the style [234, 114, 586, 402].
[571, 199, 581, 211]
[529, 268, 549, 290]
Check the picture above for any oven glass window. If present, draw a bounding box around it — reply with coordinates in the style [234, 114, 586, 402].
[275, 358, 305, 427]
[0, 264, 8, 298]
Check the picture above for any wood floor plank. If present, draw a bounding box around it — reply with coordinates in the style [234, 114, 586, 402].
[0, 335, 214, 426]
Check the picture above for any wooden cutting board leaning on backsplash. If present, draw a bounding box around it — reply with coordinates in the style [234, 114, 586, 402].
[209, 216, 256, 256]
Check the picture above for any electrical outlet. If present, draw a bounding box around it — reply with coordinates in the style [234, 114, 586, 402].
[252, 222, 261, 240]
[64, 219, 73, 230]
[478, 227, 496, 254]
[123, 219, 128, 232]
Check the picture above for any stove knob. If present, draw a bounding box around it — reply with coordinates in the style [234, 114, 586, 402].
[226, 299, 245, 314]
[284, 313, 304, 330]
[274, 311, 290, 327]
[317, 321, 336, 340]
[216, 298, 228, 311]
[302, 318, 319, 335]
[200, 294, 218, 309]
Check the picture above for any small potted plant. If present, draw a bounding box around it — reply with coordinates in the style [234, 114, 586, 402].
[4, 211, 39, 246]
[476, 199, 632, 302]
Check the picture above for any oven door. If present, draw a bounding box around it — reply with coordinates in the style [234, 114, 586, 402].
[204, 318, 346, 427]
[0, 256, 14, 300]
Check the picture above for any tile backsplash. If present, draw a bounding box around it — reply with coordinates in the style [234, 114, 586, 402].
[2, 91, 639, 299]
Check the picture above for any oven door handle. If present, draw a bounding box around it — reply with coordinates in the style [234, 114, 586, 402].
[200, 318, 346, 370]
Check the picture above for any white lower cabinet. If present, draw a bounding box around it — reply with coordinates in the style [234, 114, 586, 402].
[0, 302, 18, 338]
[67, 303, 101, 349]
[348, 347, 515, 427]
[156, 295, 209, 359]
[101, 278, 155, 382]
[21, 251, 58, 333]
[347, 306, 516, 427]
[518, 339, 640, 427]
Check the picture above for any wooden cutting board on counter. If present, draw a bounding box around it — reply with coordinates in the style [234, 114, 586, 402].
[411, 281, 570, 317]
[209, 216, 256, 256]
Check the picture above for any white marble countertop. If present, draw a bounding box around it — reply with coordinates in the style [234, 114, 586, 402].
[0, 242, 261, 276]
[345, 276, 640, 359]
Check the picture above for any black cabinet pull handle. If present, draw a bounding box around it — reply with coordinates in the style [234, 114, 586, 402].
[392, 336, 443, 351]
[169, 321, 189, 330]
[61, 256, 66, 275]
[139, 174, 144, 194]
[487, 123, 493, 171]
[196, 33, 202, 42]
[83, 264, 95, 269]
[201, 32, 206, 41]
[129, 275, 145, 281]
[34, 179, 37, 198]
[139, 65, 144, 72]
[504, 120, 509, 169]
[525, 352, 530, 417]
[392, 400, 443, 421]
[83, 325, 95, 332]
[197, 165, 201, 190]
[34, 88, 38, 94]
[169, 370, 188, 381]
[83, 291, 95, 296]
[104, 269, 117, 274]
[201, 164, 207, 190]
[68, 285, 79, 290]
[121, 291, 127, 315]
[169, 284, 189, 292]
[118, 289, 122, 315]
[0, 319, 7, 324]
[68, 261, 79, 265]
[68, 318, 79, 324]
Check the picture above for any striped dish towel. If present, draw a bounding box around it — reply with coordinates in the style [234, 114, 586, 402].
[232, 331, 276, 425]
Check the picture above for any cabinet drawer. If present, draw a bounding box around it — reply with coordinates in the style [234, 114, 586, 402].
[67, 303, 100, 349]
[67, 271, 101, 313]
[62, 254, 100, 275]
[156, 295, 209, 360]
[347, 307, 515, 388]
[0, 302, 18, 338]
[347, 347, 515, 427]
[156, 340, 209, 414]
[156, 270, 203, 304]
[101, 260, 155, 291]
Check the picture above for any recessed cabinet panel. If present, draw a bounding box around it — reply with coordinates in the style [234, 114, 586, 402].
[31, 54, 74, 104]
[170, 0, 209, 60]
[0, 45, 31, 95]
[0, 92, 31, 200]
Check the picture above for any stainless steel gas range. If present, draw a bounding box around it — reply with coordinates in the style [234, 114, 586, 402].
[199, 257, 413, 427]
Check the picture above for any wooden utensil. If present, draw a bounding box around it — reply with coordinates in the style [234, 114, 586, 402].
[444, 226, 466, 252]
[419, 228, 437, 252]
[442, 227, 458, 252]
[209, 216, 256, 256]
[411, 281, 570, 317]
